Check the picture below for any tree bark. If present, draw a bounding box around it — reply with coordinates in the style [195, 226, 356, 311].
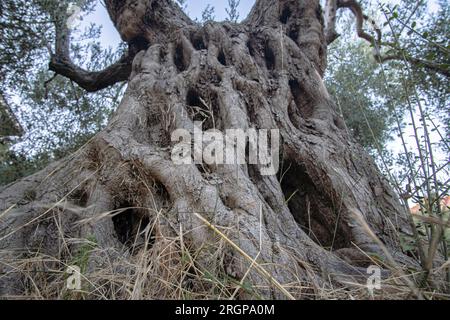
[0, 0, 420, 299]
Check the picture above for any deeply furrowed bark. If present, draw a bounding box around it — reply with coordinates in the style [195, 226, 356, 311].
[0, 0, 421, 299]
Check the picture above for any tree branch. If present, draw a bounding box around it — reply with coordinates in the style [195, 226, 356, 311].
[104, 0, 193, 43]
[378, 54, 450, 78]
[332, 0, 449, 78]
[47, 3, 142, 92]
[336, 0, 381, 46]
[48, 52, 134, 92]
[324, 0, 339, 44]
[0, 94, 23, 137]
[47, 0, 196, 92]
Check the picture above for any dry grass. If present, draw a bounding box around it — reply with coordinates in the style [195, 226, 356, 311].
[1, 203, 449, 300]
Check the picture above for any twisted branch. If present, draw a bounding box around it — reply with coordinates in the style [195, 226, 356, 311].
[47, 4, 137, 92]
[326, 0, 448, 78]
[336, 0, 382, 45]
[49, 0, 194, 92]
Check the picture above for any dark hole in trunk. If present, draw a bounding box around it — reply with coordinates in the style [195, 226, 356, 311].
[112, 202, 153, 252]
[315, 5, 323, 20]
[288, 27, 299, 43]
[280, 6, 292, 24]
[129, 36, 150, 52]
[280, 161, 352, 250]
[71, 189, 89, 207]
[218, 49, 227, 66]
[186, 89, 220, 130]
[191, 32, 206, 50]
[174, 43, 189, 72]
[247, 40, 255, 57]
[264, 43, 276, 70]
[288, 79, 315, 119]
[186, 88, 202, 108]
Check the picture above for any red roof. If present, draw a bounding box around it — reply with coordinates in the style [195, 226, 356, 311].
[410, 196, 450, 214]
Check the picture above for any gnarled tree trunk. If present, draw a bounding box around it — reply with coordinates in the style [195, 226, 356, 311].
[0, 0, 419, 299]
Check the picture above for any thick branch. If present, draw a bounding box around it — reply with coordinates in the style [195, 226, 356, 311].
[48, 53, 134, 92]
[333, 0, 449, 78]
[104, 0, 193, 43]
[378, 54, 450, 78]
[48, 0, 196, 91]
[47, 5, 141, 92]
[336, 0, 381, 45]
[325, 0, 339, 44]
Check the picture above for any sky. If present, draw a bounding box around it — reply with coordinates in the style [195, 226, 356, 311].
[183, 0, 255, 21]
[82, 1, 257, 49]
[82, 0, 440, 49]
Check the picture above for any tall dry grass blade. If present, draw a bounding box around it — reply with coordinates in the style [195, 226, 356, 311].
[193, 211, 295, 300]
[350, 208, 424, 299]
